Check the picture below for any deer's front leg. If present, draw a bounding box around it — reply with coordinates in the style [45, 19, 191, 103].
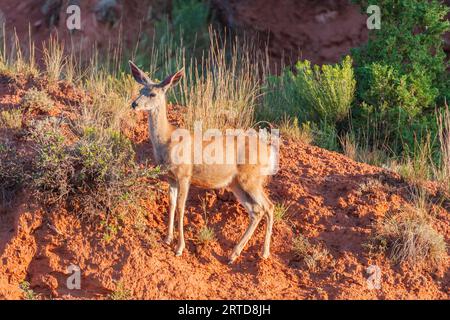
[165, 179, 178, 244]
[175, 177, 190, 256]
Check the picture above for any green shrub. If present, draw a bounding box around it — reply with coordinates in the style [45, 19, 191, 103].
[293, 56, 356, 124]
[171, 0, 210, 49]
[312, 120, 340, 152]
[30, 123, 160, 219]
[261, 56, 356, 125]
[30, 123, 72, 202]
[351, 0, 450, 154]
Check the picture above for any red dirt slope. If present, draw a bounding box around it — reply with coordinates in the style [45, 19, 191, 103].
[0, 75, 449, 300]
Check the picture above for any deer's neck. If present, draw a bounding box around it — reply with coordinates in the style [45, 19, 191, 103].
[148, 102, 172, 161]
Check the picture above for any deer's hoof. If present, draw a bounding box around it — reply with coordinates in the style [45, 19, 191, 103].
[262, 252, 270, 259]
[175, 245, 184, 256]
[228, 253, 239, 265]
[164, 236, 173, 245]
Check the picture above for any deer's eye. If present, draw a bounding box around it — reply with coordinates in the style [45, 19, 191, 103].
[149, 93, 156, 98]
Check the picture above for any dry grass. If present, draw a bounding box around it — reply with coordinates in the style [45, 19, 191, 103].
[0, 29, 39, 77]
[377, 209, 446, 268]
[435, 104, 450, 197]
[292, 235, 330, 272]
[0, 109, 22, 129]
[179, 32, 262, 131]
[43, 36, 65, 83]
[340, 133, 387, 166]
[279, 116, 313, 144]
[195, 195, 216, 245]
[374, 190, 447, 269]
[21, 88, 55, 113]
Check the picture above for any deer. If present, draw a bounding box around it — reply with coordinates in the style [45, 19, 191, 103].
[128, 61, 276, 264]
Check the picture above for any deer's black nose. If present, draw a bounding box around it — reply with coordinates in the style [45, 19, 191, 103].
[131, 101, 138, 109]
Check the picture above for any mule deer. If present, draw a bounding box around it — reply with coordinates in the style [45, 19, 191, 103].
[129, 61, 276, 263]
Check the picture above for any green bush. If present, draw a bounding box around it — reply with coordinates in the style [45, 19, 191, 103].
[30, 123, 74, 202]
[351, 0, 449, 154]
[30, 124, 160, 219]
[262, 56, 356, 125]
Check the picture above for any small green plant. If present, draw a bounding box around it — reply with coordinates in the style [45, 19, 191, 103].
[19, 281, 38, 300]
[21, 88, 55, 113]
[109, 281, 132, 300]
[101, 219, 119, 243]
[273, 201, 291, 223]
[0, 109, 22, 130]
[195, 195, 215, 245]
[196, 225, 215, 245]
[292, 235, 330, 272]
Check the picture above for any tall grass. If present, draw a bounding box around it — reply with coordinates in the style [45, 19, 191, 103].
[436, 104, 450, 196]
[0, 27, 38, 77]
[180, 33, 262, 130]
[43, 36, 65, 83]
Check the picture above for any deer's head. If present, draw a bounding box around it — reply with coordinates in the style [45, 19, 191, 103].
[129, 61, 184, 112]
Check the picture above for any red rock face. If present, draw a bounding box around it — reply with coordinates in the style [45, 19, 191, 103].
[213, 0, 369, 66]
[213, 0, 450, 67]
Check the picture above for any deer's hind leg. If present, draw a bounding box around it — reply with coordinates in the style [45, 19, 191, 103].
[228, 181, 266, 264]
[261, 192, 274, 259]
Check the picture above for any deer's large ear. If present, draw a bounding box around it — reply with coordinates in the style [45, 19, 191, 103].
[159, 68, 184, 91]
[129, 61, 154, 86]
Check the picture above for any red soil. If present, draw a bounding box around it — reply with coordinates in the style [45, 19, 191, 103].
[0, 74, 449, 299]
